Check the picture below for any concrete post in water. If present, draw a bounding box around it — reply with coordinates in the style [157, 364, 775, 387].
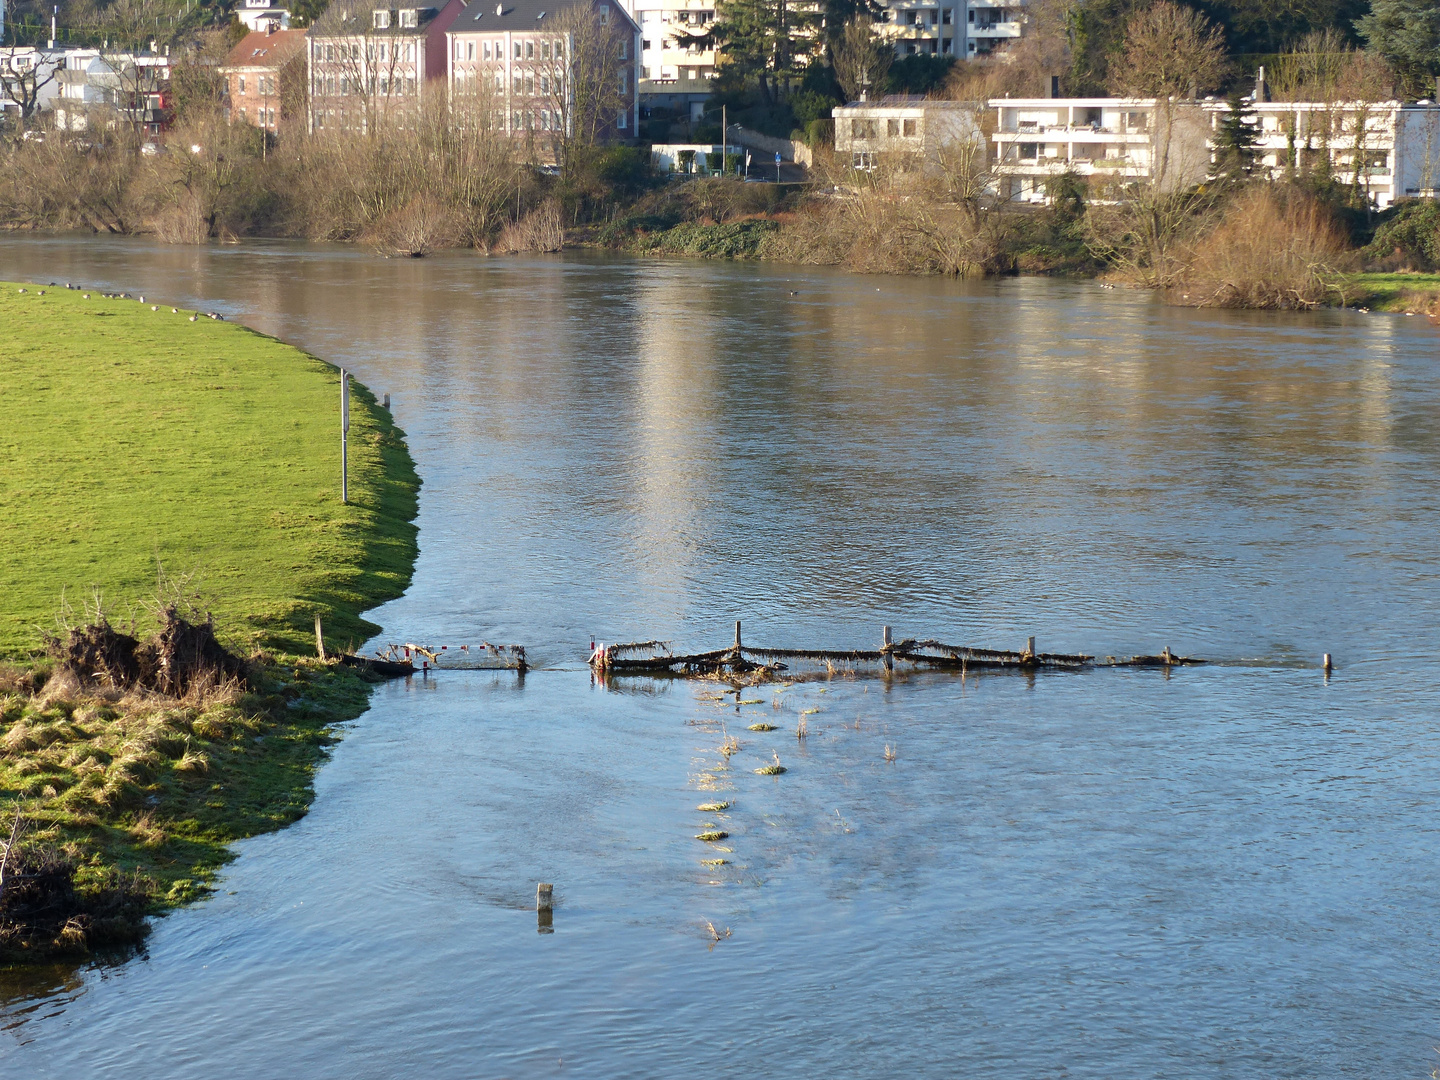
[382, 393, 390, 410]
[537, 883, 554, 933]
[1024, 636, 1036, 661]
[314, 615, 326, 661]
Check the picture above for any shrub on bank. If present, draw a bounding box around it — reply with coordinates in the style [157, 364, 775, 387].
[1363, 199, 1440, 271]
[1176, 187, 1354, 308]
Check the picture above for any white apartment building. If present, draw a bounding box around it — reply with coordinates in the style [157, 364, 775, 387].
[1204, 99, 1440, 209]
[961, 0, 1022, 57]
[874, 0, 964, 59]
[833, 97, 982, 170]
[991, 96, 1210, 201]
[618, 0, 715, 119]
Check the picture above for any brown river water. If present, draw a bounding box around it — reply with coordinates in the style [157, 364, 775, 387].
[1, 236, 1439, 1078]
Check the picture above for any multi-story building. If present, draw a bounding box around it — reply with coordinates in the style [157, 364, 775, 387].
[52, 48, 172, 134]
[0, 46, 67, 123]
[1204, 98, 1440, 209]
[222, 26, 308, 131]
[875, 0, 964, 59]
[990, 96, 1210, 201]
[621, 0, 715, 120]
[961, 0, 1022, 57]
[832, 97, 982, 170]
[308, 0, 464, 132]
[446, 0, 640, 144]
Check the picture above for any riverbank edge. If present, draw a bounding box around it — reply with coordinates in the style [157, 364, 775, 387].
[566, 219, 1440, 313]
[0, 289, 422, 967]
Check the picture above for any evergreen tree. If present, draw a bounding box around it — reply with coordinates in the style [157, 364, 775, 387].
[1213, 90, 1260, 182]
[1359, 0, 1440, 98]
[701, 0, 820, 105]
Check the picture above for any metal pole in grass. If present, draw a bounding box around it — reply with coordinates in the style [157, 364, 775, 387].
[340, 368, 350, 504]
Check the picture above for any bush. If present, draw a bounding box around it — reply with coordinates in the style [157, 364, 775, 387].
[1363, 200, 1440, 270]
[1179, 187, 1355, 308]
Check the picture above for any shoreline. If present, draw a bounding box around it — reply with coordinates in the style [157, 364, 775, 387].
[0, 283, 421, 966]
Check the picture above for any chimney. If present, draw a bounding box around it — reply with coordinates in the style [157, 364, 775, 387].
[1255, 64, 1266, 103]
[1050, 74, 1060, 99]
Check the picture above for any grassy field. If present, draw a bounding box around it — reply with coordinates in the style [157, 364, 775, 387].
[0, 282, 420, 963]
[0, 283, 419, 658]
[1343, 272, 1440, 313]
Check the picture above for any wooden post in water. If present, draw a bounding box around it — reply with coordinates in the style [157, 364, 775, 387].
[382, 393, 389, 410]
[882, 625, 893, 672]
[1324, 653, 1333, 673]
[734, 620, 742, 654]
[314, 615, 327, 661]
[1025, 636, 1036, 661]
[537, 882, 554, 933]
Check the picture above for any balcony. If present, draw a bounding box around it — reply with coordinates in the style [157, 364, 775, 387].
[970, 20, 1021, 36]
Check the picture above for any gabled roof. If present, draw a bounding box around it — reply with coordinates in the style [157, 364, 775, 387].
[450, 0, 637, 35]
[223, 28, 309, 69]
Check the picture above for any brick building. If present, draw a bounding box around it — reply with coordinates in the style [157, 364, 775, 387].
[222, 26, 309, 130]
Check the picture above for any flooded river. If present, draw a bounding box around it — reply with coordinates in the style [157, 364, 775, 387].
[2, 237, 1439, 1078]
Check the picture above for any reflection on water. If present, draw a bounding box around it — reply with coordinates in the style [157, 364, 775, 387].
[1, 237, 1438, 1078]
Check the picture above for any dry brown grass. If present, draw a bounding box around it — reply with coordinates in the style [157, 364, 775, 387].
[494, 202, 565, 254]
[1177, 187, 1355, 309]
[765, 183, 1012, 277]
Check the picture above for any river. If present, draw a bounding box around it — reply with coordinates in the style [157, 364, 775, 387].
[1, 236, 1438, 1078]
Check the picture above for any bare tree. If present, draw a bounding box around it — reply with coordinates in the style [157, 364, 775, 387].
[1086, 1, 1225, 287]
[537, 5, 631, 171]
[0, 48, 64, 129]
[1270, 32, 1394, 204]
[309, 5, 429, 135]
[1107, 1, 1226, 101]
[831, 19, 890, 103]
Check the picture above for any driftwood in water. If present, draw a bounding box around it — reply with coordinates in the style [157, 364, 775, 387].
[590, 624, 1205, 679]
[1104, 647, 1205, 667]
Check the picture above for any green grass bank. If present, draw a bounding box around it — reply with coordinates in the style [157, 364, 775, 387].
[0, 283, 420, 964]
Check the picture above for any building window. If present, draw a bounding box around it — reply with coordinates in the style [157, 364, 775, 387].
[526, 39, 534, 58]
[399, 8, 418, 27]
[1018, 142, 1038, 160]
[239, 75, 247, 93]
[942, 8, 951, 22]
[887, 118, 899, 136]
[599, 3, 608, 23]
[373, 8, 390, 28]
[542, 40, 550, 59]
[903, 118, 916, 136]
[468, 41, 475, 59]
[618, 39, 626, 59]
[524, 74, 534, 93]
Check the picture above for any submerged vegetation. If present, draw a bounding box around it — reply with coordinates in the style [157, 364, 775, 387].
[0, 284, 420, 963]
